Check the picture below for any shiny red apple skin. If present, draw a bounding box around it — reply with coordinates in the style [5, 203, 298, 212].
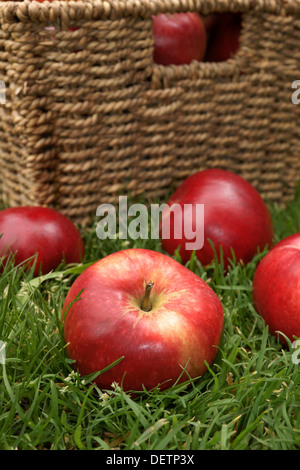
[153, 12, 207, 65]
[205, 13, 241, 62]
[0, 206, 84, 275]
[253, 233, 300, 344]
[161, 169, 274, 269]
[62, 248, 224, 392]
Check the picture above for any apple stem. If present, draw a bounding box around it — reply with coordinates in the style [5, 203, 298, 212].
[141, 280, 154, 312]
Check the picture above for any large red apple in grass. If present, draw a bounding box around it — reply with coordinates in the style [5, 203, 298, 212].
[62, 248, 224, 392]
[0, 207, 84, 276]
[160, 169, 274, 269]
[253, 233, 300, 344]
[205, 13, 241, 62]
[153, 12, 207, 65]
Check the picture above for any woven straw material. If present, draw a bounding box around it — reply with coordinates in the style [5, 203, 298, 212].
[0, 0, 299, 225]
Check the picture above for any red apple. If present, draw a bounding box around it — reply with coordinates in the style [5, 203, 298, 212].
[252, 232, 300, 344]
[153, 12, 207, 65]
[205, 12, 241, 62]
[62, 248, 224, 392]
[0, 206, 84, 276]
[160, 169, 274, 269]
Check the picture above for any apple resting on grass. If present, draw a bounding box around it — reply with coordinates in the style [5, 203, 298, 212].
[253, 233, 300, 345]
[62, 248, 224, 392]
[153, 12, 207, 65]
[0, 206, 84, 276]
[160, 169, 274, 269]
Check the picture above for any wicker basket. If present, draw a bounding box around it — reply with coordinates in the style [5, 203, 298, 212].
[0, 0, 299, 225]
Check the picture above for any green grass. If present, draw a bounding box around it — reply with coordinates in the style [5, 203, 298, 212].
[0, 186, 300, 450]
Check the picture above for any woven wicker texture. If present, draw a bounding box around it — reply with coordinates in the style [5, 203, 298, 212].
[0, 0, 299, 225]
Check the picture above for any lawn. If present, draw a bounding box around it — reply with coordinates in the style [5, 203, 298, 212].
[0, 185, 300, 451]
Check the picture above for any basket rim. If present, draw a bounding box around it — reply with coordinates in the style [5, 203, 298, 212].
[0, 0, 299, 24]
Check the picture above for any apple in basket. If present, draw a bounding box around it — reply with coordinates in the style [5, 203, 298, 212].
[0, 206, 84, 276]
[253, 233, 300, 345]
[62, 249, 224, 392]
[160, 169, 274, 269]
[205, 12, 241, 62]
[153, 12, 207, 65]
